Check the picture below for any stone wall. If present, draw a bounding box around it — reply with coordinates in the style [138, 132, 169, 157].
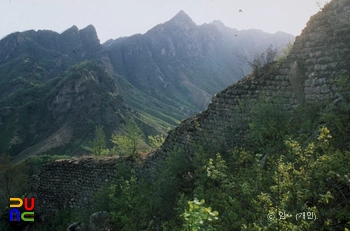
[33, 0, 350, 216]
[141, 0, 350, 174]
[33, 157, 119, 217]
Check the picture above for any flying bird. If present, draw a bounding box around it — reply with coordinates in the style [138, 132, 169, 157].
[239, 9, 243, 12]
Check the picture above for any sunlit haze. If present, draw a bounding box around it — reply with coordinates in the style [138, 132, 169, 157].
[0, 0, 328, 43]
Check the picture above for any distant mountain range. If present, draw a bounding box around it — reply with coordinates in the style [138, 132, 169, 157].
[0, 11, 294, 160]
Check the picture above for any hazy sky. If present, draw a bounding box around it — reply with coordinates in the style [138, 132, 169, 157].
[0, 0, 328, 43]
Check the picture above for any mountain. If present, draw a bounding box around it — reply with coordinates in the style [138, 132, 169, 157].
[0, 26, 142, 160]
[0, 60, 131, 161]
[0, 24, 114, 99]
[104, 11, 294, 127]
[0, 12, 294, 159]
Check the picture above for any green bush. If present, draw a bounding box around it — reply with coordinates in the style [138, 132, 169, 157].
[111, 120, 144, 157]
[182, 198, 218, 231]
[32, 209, 85, 231]
[148, 134, 166, 149]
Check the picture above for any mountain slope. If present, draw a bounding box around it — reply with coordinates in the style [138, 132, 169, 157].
[0, 26, 135, 159]
[105, 11, 294, 125]
[1, 62, 131, 161]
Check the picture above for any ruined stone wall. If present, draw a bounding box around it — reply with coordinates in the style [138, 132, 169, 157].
[33, 0, 350, 215]
[141, 0, 350, 174]
[33, 157, 119, 216]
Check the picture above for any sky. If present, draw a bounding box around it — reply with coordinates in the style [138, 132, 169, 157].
[0, 0, 328, 43]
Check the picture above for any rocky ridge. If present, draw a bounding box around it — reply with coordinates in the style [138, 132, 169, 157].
[105, 10, 294, 121]
[0, 25, 127, 158]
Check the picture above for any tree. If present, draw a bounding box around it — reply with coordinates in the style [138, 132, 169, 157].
[0, 155, 29, 209]
[276, 42, 293, 64]
[111, 121, 144, 157]
[182, 198, 218, 231]
[235, 45, 279, 76]
[316, 1, 328, 10]
[148, 134, 166, 149]
[250, 127, 350, 230]
[92, 125, 108, 156]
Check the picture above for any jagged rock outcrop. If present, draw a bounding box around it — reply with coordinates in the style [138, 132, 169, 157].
[88, 211, 111, 231]
[67, 222, 84, 231]
[0, 24, 113, 100]
[0, 25, 113, 89]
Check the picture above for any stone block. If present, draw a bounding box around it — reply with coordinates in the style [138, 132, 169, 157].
[316, 78, 326, 85]
[320, 85, 330, 93]
[304, 79, 312, 87]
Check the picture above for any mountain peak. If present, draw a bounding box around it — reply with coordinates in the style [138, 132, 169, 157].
[67, 25, 79, 32]
[174, 10, 189, 18]
[211, 20, 226, 28]
[168, 10, 196, 28]
[82, 24, 96, 32]
[80, 24, 98, 40]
